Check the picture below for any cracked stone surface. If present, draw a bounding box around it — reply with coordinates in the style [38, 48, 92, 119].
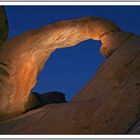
[0, 16, 140, 134]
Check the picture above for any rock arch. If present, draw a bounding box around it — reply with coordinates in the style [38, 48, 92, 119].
[0, 15, 132, 120]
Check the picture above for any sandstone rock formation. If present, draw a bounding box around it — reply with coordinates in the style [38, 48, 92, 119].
[0, 16, 123, 120]
[0, 13, 140, 134]
[26, 91, 67, 111]
[33, 91, 67, 105]
[0, 6, 8, 46]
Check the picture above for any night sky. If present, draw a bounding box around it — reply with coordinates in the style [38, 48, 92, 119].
[5, 6, 140, 101]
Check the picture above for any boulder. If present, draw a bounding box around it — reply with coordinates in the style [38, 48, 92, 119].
[33, 91, 67, 105]
[25, 91, 67, 111]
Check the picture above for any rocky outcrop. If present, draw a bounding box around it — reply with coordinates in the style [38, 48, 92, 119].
[0, 6, 8, 46]
[0, 16, 123, 120]
[33, 91, 67, 105]
[0, 15, 140, 134]
[72, 34, 140, 134]
[25, 91, 67, 111]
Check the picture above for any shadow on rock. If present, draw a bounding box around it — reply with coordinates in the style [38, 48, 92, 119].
[25, 91, 67, 111]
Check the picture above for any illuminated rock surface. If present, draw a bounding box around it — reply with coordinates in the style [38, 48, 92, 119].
[0, 16, 122, 119]
[0, 15, 140, 134]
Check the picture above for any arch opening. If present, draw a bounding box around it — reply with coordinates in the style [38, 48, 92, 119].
[0, 15, 122, 120]
[32, 39, 105, 102]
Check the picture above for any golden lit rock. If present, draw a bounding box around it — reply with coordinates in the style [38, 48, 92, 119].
[0, 16, 124, 120]
[0, 16, 140, 135]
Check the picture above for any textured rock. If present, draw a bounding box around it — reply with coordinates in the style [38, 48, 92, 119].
[0, 15, 140, 134]
[0, 6, 8, 46]
[0, 16, 122, 120]
[0, 100, 100, 134]
[72, 34, 140, 134]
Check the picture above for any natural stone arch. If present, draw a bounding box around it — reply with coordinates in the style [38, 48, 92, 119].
[0, 16, 131, 120]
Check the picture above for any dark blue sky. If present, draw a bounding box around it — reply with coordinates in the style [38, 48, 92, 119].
[5, 6, 140, 101]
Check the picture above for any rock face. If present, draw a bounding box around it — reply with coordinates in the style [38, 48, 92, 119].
[0, 6, 8, 46]
[0, 16, 123, 120]
[0, 15, 140, 134]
